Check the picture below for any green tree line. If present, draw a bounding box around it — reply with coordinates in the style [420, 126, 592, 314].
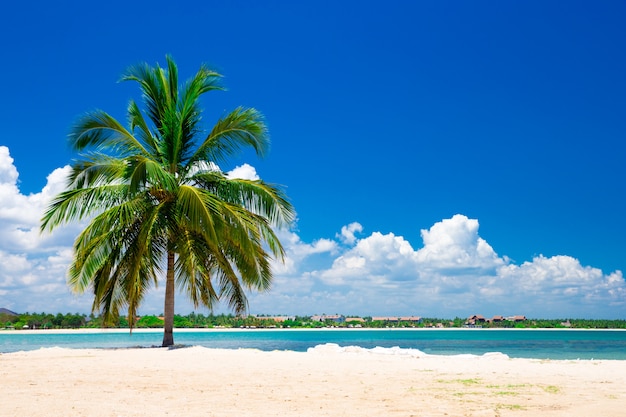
[2, 312, 625, 330]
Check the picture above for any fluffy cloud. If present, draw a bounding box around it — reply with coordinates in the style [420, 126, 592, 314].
[226, 163, 259, 180]
[0, 147, 77, 252]
[415, 215, 505, 273]
[495, 256, 626, 315]
[0, 147, 90, 312]
[318, 232, 416, 286]
[336, 222, 363, 245]
[0, 146, 18, 183]
[1, 145, 624, 319]
[255, 214, 625, 318]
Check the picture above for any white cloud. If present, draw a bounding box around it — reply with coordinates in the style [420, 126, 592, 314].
[0, 147, 19, 183]
[0, 146, 76, 253]
[495, 256, 626, 313]
[270, 228, 338, 274]
[0, 147, 89, 312]
[0, 252, 31, 275]
[318, 231, 416, 286]
[1, 145, 624, 319]
[336, 222, 363, 245]
[415, 214, 505, 273]
[226, 163, 259, 180]
[255, 214, 625, 318]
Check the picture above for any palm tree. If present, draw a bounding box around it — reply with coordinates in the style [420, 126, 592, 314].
[41, 56, 294, 346]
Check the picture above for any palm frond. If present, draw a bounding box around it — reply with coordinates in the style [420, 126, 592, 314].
[174, 229, 219, 309]
[126, 155, 177, 194]
[121, 61, 165, 131]
[127, 100, 159, 156]
[165, 55, 178, 107]
[66, 153, 127, 189]
[177, 65, 224, 162]
[193, 172, 295, 227]
[216, 269, 250, 316]
[188, 107, 269, 167]
[41, 183, 128, 232]
[176, 184, 221, 241]
[70, 110, 148, 157]
[70, 195, 167, 328]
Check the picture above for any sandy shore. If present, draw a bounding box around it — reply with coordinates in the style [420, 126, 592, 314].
[2, 346, 625, 417]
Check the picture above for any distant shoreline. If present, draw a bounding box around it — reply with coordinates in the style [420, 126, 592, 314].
[2, 327, 626, 335]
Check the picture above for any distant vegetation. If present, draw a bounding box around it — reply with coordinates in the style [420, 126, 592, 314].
[2, 312, 625, 330]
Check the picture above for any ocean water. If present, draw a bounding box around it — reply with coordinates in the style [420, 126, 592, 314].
[1, 329, 625, 360]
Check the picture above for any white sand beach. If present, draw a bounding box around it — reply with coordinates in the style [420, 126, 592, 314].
[2, 345, 625, 417]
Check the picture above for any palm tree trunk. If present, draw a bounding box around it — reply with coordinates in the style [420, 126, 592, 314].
[162, 251, 176, 347]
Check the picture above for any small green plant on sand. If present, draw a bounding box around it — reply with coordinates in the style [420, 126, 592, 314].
[543, 385, 559, 394]
[458, 378, 481, 385]
[496, 404, 525, 411]
[494, 391, 518, 396]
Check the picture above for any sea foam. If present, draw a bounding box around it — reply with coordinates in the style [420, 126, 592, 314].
[307, 343, 509, 359]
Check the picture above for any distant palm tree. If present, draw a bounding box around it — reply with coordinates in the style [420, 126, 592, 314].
[41, 56, 294, 346]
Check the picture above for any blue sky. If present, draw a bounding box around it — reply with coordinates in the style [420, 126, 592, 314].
[1, 1, 625, 318]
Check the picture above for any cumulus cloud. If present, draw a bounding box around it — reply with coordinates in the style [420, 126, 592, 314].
[496, 256, 626, 314]
[256, 214, 626, 318]
[0, 147, 91, 312]
[268, 228, 338, 278]
[336, 222, 363, 245]
[318, 232, 416, 287]
[226, 163, 259, 180]
[1, 145, 625, 319]
[415, 214, 505, 273]
[0, 146, 18, 183]
[0, 147, 77, 252]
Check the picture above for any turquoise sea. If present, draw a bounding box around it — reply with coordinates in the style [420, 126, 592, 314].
[2, 329, 626, 360]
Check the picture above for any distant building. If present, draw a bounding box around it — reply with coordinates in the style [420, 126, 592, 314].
[399, 316, 422, 323]
[371, 316, 422, 323]
[345, 317, 365, 323]
[262, 316, 294, 323]
[371, 316, 391, 322]
[311, 315, 345, 324]
[466, 314, 526, 325]
[466, 315, 486, 325]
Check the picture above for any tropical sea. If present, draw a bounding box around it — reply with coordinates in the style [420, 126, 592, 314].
[2, 328, 626, 360]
